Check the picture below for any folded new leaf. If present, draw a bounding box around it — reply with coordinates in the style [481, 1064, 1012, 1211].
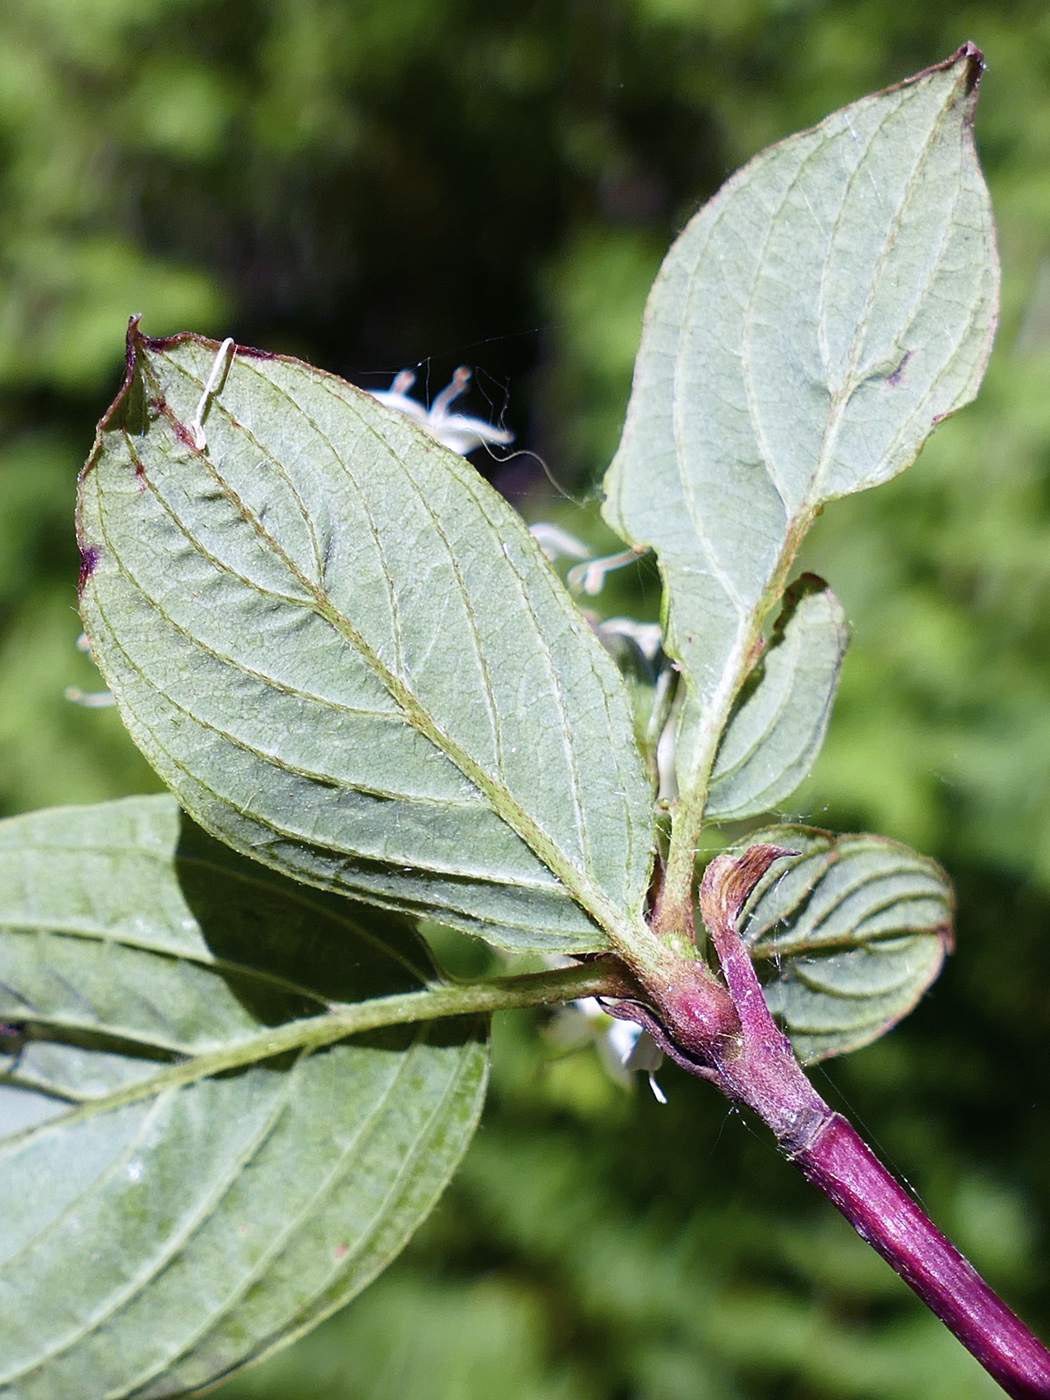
[77, 324, 655, 955]
[705, 576, 847, 822]
[0, 795, 487, 1400]
[737, 825, 953, 1061]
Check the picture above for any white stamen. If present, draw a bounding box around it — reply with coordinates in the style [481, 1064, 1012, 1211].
[648, 1073, 669, 1105]
[389, 369, 417, 396]
[567, 545, 648, 596]
[65, 687, 116, 709]
[430, 365, 472, 416]
[529, 523, 591, 562]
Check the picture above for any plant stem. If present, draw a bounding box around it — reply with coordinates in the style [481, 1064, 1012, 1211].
[638, 845, 1050, 1398]
[792, 1113, 1050, 1400]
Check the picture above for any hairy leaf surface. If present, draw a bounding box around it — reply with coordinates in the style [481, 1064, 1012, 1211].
[739, 826, 953, 1061]
[706, 576, 847, 821]
[602, 47, 999, 810]
[0, 796, 488, 1399]
[78, 326, 655, 954]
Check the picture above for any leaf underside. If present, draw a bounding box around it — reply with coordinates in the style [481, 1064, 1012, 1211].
[0, 795, 488, 1399]
[602, 46, 999, 809]
[77, 327, 655, 955]
[740, 825, 953, 1062]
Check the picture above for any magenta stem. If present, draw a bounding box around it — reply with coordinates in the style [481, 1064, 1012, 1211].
[792, 1113, 1050, 1399]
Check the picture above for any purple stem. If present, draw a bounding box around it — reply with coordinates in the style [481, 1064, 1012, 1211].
[636, 845, 1050, 1399]
[793, 1113, 1050, 1400]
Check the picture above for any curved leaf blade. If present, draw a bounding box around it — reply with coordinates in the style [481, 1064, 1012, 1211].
[78, 325, 655, 954]
[737, 825, 953, 1062]
[706, 575, 848, 822]
[602, 47, 999, 803]
[0, 796, 488, 1399]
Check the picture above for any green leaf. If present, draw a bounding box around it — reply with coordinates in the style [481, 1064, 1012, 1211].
[78, 324, 656, 956]
[705, 575, 848, 822]
[0, 795, 488, 1399]
[602, 47, 999, 811]
[737, 825, 953, 1062]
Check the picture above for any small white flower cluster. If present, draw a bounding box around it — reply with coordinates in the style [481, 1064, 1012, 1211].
[371, 367, 514, 456]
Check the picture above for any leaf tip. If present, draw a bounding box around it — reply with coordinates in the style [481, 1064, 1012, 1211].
[87, 314, 146, 447]
[701, 844, 798, 932]
[930, 42, 986, 116]
[887, 43, 986, 116]
[955, 40, 986, 98]
[125, 310, 144, 357]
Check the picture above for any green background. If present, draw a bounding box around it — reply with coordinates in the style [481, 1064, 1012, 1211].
[2, 1, 1048, 1395]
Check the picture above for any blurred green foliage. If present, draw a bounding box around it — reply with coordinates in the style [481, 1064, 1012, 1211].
[3, 1, 1050, 1395]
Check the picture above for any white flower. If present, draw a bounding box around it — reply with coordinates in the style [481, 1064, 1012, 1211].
[371, 367, 514, 456]
[574, 996, 667, 1104]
